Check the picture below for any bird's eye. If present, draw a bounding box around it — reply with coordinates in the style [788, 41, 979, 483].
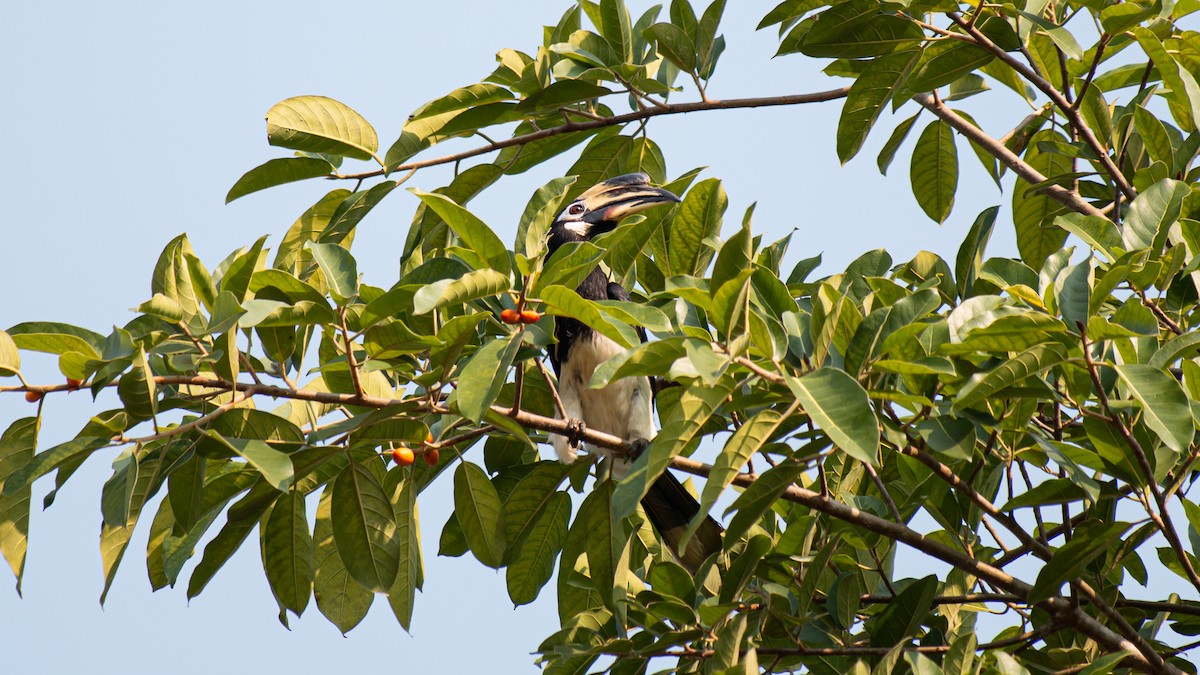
[568, 203, 585, 216]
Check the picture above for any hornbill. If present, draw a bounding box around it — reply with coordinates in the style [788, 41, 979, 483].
[546, 172, 723, 572]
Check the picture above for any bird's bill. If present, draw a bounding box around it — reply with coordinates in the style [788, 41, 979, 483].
[580, 173, 681, 224]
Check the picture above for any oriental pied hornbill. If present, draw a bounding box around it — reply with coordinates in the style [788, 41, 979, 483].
[547, 172, 723, 572]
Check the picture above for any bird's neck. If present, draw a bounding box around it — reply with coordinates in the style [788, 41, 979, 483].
[548, 221, 612, 301]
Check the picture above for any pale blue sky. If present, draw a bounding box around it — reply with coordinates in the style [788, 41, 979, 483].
[0, 1, 1083, 672]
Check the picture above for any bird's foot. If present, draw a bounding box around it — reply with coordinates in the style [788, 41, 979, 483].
[627, 438, 650, 461]
[565, 418, 586, 449]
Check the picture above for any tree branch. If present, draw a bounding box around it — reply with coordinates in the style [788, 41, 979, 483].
[945, 12, 1135, 202]
[2, 373, 1177, 672]
[333, 88, 851, 181]
[911, 93, 1109, 219]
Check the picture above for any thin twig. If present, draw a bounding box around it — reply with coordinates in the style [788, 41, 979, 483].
[911, 94, 1107, 219]
[332, 88, 850, 180]
[945, 12, 1135, 201]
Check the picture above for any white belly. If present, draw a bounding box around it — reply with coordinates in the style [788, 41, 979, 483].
[554, 332, 657, 474]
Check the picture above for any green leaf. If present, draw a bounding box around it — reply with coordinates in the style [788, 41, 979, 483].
[612, 380, 734, 519]
[116, 346, 156, 421]
[313, 487, 373, 633]
[385, 111, 460, 169]
[646, 22, 696, 71]
[953, 343, 1069, 412]
[540, 285, 639, 348]
[266, 95, 379, 163]
[910, 120, 958, 223]
[410, 83, 513, 120]
[274, 190, 352, 275]
[507, 491, 570, 606]
[914, 415, 974, 460]
[0, 417, 37, 592]
[1013, 130, 1071, 268]
[686, 409, 786, 545]
[226, 157, 333, 203]
[877, 112, 920, 175]
[1124, 178, 1189, 252]
[955, 206, 998, 298]
[412, 268, 511, 315]
[203, 432, 294, 492]
[412, 190, 512, 276]
[456, 334, 522, 422]
[1134, 27, 1200, 132]
[786, 368, 879, 465]
[669, 178, 726, 276]
[791, 15, 923, 59]
[907, 40, 993, 94]
[867, 575, 938, 647]
[1055, 256, 1094, 330]
[6, 322, 103, 360]
[722, 461, 804, 547]
[0, 330, 20, 377]
[517, 176, 577, 259]
[454, 462, 506, 569]
[535, 242, 607, 295]
[837, 48, 920, 163]
[1115, 364, 1195, 453]
[1002, 478, 1087, 511]
[320, 181, 401, 244]
[331, 462, 398, 593]
[99, 448, 160, 605]
[305, 242, 359, 304]
[517, 80, 613, 113]
[262, 489, 313, 616]
[503, 462, 571, 555]
[588, 338, 688, 389]
[1054, 213, 1122, 262]
[187, 481, 278, 600]
[1029, 521, 1131, 603]
[387, 472, 423, 632]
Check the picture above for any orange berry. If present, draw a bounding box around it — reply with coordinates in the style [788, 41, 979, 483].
[426, 432, 435, 444]
[66, 378, 82, 391]
[24, 391, 43, 403]
[423, 449, 440, 466]
[519, 310, 541, 324]
[500, 309, 521, 324]
[391, 446, 415, 466]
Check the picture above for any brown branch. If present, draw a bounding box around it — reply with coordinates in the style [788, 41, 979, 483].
[333, 88, 851, 180]
[1137, 291, 1184, 335]
[864, 462, 902, 522]
[945, 12, 1135, 201]
[338, 308, 364, 398]
[1073, 34, 1111, 110]
[117, 390, 249, 445]
[667, 456, 1170, 673]
[911, 93, 1108, 219]
[1080, 328, 1200, 594]
[3, 373, 1177, 672]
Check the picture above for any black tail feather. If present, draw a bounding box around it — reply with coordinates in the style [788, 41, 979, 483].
[641, 471, 723, 572]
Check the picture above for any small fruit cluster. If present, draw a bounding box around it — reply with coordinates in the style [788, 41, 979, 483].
[501, 308, 540, 325]
[390, 434, 439, 467]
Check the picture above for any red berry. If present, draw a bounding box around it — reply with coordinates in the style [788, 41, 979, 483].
[519, 310, 541, 324]
[500, 309, 521, 324]
[66, 378, 82, 391]
[24, 391, 43, 403]
[391, 446, 415, 466]
[423, 449, 440, 466]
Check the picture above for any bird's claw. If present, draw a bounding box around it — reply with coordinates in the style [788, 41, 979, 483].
[627, 438, 650, 461]
[566, 419, 586, 448]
